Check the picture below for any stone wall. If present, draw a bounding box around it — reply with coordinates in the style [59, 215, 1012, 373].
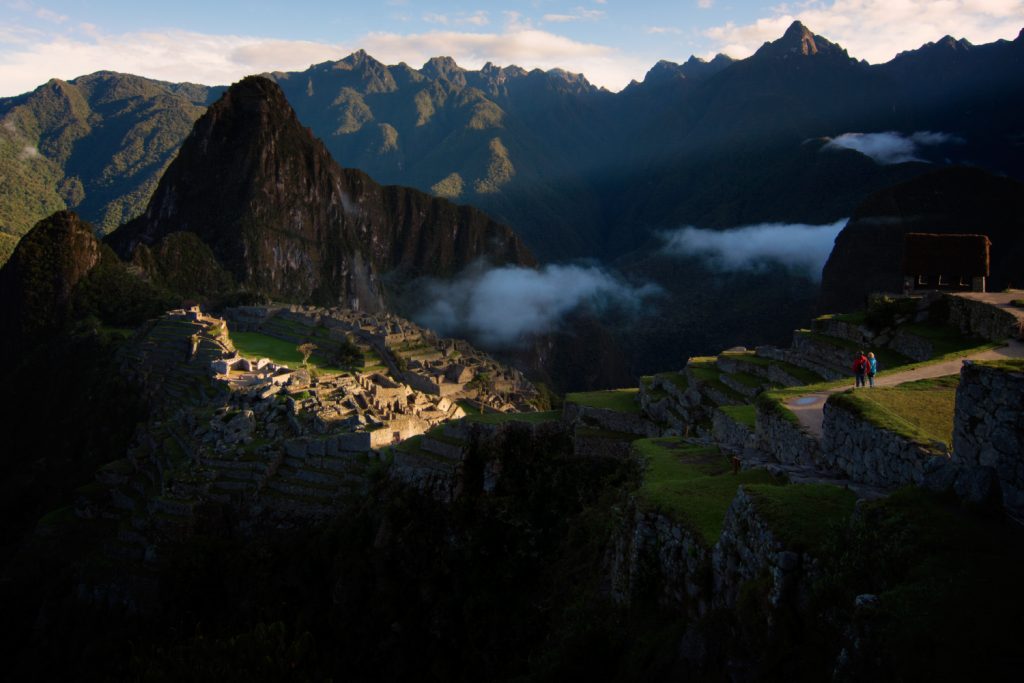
[562, 402, 659, 437]
[821, 397, 941, 488]
[786, 334, 847, 380]
[712, 487, 818, 611]
[953, 361, 1024, 513]
[605, 502, 712, 617]
[946, 294, 1023, 341]
[754, 401, 820, 467]
[888, 328, 934, 361]
[712, 409, 754, 451]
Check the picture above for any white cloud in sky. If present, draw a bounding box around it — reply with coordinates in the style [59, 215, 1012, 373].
[415, 263, 661, 348]
[647, 26, 684, 35]
[822, 131, 962, 163]
[698, 0, 714, 9]
[703, 0, 1024, 62]
[0, 22, 648, 95]
[542, 7, 607, 23]
[660, 220, 848, 280]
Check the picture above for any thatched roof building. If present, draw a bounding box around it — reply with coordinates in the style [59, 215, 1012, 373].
[902, 233, 991, 276]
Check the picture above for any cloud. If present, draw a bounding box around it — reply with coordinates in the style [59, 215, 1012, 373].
[822, 131, 962, 164]
[542, 7, 607, 23]
[414, 264, 661, 348]
[703, 0, 1024, 62]
[0, 22, 647, 95]
[698, 0, 714, 8]
[660, 220, 848, 279]
[647, 26, 684, 35]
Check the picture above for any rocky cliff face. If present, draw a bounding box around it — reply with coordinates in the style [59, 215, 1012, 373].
[109, 76, 534, 310]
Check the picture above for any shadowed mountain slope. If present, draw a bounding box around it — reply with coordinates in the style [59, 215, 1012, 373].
[108, 76, 533, 309]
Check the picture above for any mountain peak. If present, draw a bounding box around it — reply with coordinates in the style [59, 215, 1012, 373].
[754, 20, 849, 60]
[422, 56, 465, 79]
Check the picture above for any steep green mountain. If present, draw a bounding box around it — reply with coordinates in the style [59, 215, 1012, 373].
[0, 72, 219, 247]
[109, 76, 534, 309]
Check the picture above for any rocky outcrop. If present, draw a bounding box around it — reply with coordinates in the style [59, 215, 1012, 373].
[712, 487, 818, 611]
[953, 361, 1024, 513]
[606, 501, 712, 617]
[108, 76, 534, 309]
[821, 396, 942, 487]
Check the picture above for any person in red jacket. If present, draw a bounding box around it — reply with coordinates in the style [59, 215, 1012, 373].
[852, 351, 868, 388]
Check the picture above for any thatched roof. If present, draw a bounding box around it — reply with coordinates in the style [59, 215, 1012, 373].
[902, 233, 990, 276]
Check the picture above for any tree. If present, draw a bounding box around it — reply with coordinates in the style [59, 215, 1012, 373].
[297, 342, 317, 367]
[465, 372, 493, 414]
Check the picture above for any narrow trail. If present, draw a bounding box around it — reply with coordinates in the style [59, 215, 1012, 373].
[784, 338, 1024, 439]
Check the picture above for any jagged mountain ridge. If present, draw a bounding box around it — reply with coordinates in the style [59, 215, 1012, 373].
[108, 76, 534, 310]
[3, 22, 1022, 264]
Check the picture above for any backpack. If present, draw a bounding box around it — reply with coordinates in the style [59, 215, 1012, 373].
[853, 356, 866, 373]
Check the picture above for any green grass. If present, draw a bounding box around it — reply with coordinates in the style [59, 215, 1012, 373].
[654, 372, 688, 392]
[721, 352, 825, 385]
[1011, 299, 1024, 308]
[900, 323, 988, 357]
[465, 410, 561, 425]
[727, 371, 767, 389]
[828, 487, 1024, 679]
[230, 331, 341, 373]
[743, 483, 856, 554]
[830, 375, 959, 449]
[688, 364, 746, 403]
[719, 404, 756, 429]
[975, 358, 1024, 372]
[565, 388, 640, 414]
[635, 438, 781, 545]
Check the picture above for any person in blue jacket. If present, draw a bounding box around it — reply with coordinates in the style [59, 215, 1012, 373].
[867, 352, 878, 387]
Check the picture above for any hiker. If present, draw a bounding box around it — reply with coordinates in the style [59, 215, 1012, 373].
[852, 351, 868, 388]
[867, 352, 878, 387]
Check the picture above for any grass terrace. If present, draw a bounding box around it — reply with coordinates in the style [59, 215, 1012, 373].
[830, 375, 959, 450]
[230, 331, 343, 374]
[743, 483, 856, 555]
[686, 361, 746, 403]
[635, 438, 781, 545]
[719, 404, 757, 429]
[565, 388, 641, 414]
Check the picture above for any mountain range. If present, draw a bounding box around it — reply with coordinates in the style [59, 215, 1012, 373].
[3, 22, 1022, 263]
[1, 21, 1023, 385]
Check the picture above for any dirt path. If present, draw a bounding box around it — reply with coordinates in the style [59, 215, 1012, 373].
[784, 339, 1024, 438]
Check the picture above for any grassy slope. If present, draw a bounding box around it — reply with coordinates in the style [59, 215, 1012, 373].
[565, 388, 640, 414]
[830, 375, 959, 448]
[635, 438, 780, 545]
[743, 483, 856, 555]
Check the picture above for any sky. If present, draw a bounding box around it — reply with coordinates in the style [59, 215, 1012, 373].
[1, 0, 1022, 96]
